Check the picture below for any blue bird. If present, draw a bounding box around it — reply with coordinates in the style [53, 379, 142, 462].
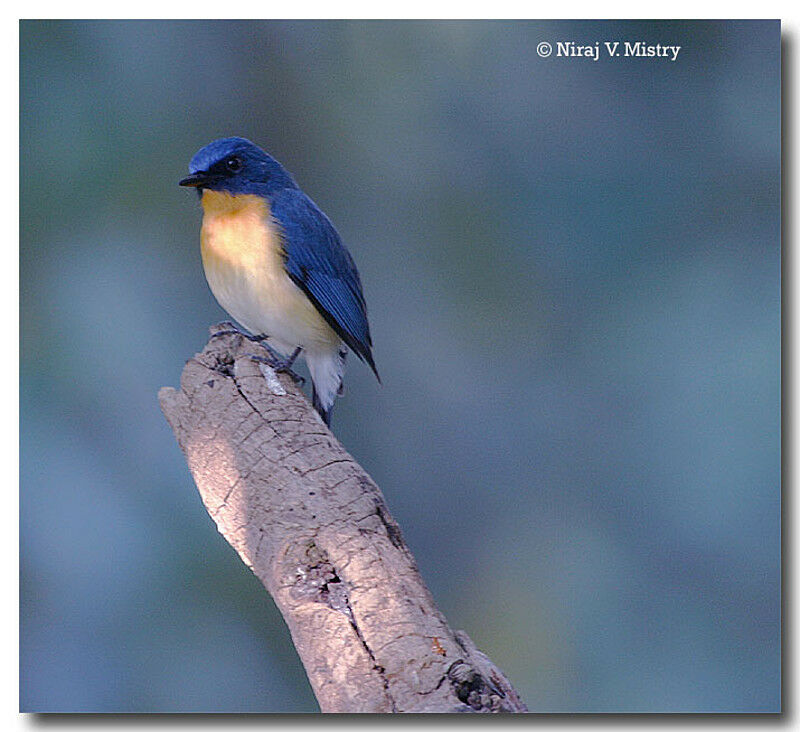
[180, 137, 379, 425]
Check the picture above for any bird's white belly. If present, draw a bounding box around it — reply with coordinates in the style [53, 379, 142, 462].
[199, 190, 339, 355]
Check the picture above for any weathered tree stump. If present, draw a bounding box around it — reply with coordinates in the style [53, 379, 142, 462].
[159, 326, 528, 713]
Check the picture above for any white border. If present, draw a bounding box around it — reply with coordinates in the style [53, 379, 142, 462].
[7, 9, 792, 729]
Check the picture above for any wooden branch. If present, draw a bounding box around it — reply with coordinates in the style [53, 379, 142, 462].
[158, 326, 528, 714]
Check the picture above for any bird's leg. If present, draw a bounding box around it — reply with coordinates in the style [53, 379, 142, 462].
[247, 346, 305, 386]
[210, 321, 269, 343]
[210, 321, 304, 384]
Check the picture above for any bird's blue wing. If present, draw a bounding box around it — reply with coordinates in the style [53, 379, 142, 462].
[271, 189, 379, 379]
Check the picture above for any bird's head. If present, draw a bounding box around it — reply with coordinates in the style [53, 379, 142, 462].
[179, 137, 297, 197]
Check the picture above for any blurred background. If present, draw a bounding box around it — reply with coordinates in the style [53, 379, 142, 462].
[20, 20, 780, 712]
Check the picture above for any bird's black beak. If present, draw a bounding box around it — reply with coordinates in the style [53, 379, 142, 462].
[178, 172, 209, 188]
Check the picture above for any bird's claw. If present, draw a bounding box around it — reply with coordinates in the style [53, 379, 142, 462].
[212, 323, 305, 386]
[210, 322, 269, 343]
[246, 353, 305, 386]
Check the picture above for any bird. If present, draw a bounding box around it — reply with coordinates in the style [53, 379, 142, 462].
[179, 136, 379, 426]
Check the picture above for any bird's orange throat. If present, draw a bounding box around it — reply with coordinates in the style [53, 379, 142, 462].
[198, 189, 337, 353]
[199, 190, 281, 271]
[200, 189, 270, 217]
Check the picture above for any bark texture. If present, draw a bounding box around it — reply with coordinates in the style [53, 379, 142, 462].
[158, 326, 528, 713]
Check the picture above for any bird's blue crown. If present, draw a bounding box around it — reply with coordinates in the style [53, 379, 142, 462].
[187, 137, 298, 197]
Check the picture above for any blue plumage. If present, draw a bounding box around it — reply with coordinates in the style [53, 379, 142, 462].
[187, 137, 298, 196]
[271, 188, 379, 379]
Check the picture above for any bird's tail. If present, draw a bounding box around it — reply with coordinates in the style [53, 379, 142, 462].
[307, 347, 347, 427]
[312, 384, 333, 426]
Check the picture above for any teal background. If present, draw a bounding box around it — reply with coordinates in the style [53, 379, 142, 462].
[20, 20, 780, 712]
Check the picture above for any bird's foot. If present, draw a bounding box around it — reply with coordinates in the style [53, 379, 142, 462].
[210, 321, 269, 343]
[247, 348, 305, 386]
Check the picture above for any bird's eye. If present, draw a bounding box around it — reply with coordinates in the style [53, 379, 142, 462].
[226, 156, 242, 172]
